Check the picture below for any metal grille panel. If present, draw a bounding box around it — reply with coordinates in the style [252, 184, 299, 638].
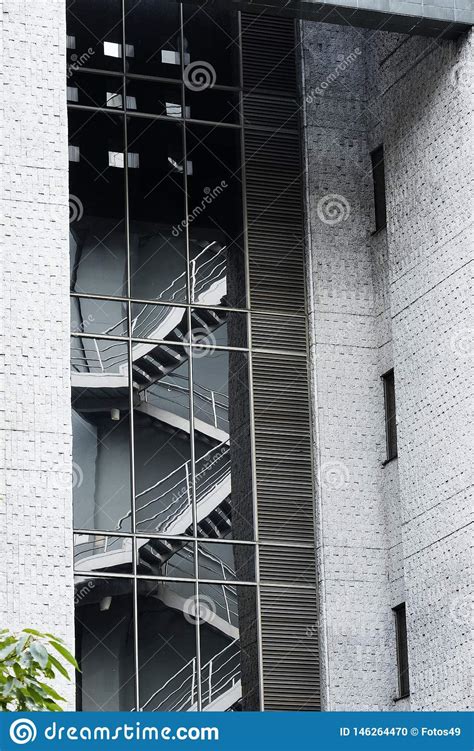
[260, 586, 321, 710]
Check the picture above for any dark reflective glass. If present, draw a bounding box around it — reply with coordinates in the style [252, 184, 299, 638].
[131, 303, 187, 343]
[198, 585, 259, 711]
[187, 125, 245, 309]
[71, 338, 131, 533]
[136, 538, 195, 579]
[125, 0, 182, 79]
[75, 577, 135, 710]
[183, 4, 240, 87]
[185, 88, 239, 125]
[125, 78, 183, 117]
[193, 350, 254, 541]
[190, 309, 247, 349]
[74, 534, 133, 575]
[69, 109, 127, 297]
[198, 542, 255, 582]
[138, 581, 198, 711]
[128, 118, 187, 302]
[67, 72, 124, 109]
[133, 346, 192, 536]
[71, 297, 127, 337]
[67, 0, 123, 73]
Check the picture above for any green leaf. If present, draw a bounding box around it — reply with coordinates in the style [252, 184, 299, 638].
[15, 634, 28, 655]
[38, 682, 65, 703]
[0, 642, 17, 661]
[48, 654, 70, 680]
[30, 641, 49, 669]
[50, 641, 79, 671]
[23, 628, 44, 637]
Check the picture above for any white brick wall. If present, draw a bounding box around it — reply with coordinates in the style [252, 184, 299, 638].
[0, 0, 74, 705]
[303, 20, 472, 710]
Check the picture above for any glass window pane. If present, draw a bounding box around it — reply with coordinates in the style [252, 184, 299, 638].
[187, 125, 245, 309]
[125, 78, 183, 117]
[75, 577, 135, 710]
[190, 308, 247, 349]
[138, 580, 198, 711]
[128, 118, 187, 302]
[193, 350, 254, 541]
[69, 109, 127, 297]
[67, 0, 123, 73]
[136, 538, 195, 579]
[74, 534, 133, 575]
[183, 4, 240, 87]
[71, 338, 131, 533]
[134, 347, 192, 536]
[131, 303, 187, 343]
[198, 542, 255, 582]
[198, 584, 259, 710]
[185, 88, 240, 125]
[67, 71, 123, 109]
[125, 0, 182, 79]
[71, 297, 127, 337]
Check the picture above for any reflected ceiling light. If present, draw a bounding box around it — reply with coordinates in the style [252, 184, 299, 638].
[111, 408, 120, 421]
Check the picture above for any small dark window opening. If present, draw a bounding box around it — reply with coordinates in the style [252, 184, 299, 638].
[382, 369, 397, 461]
[371, 145, 387, 231]
[393, 603, 410, 698]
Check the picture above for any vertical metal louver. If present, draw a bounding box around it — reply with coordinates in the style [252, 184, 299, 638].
[242, 13, 320, 710]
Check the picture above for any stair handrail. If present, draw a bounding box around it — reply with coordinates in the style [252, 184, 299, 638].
[141, 638, 240, 712]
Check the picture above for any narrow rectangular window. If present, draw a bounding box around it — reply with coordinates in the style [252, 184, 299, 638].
[393, 603, 410, 698]
[382, 368, 397, 461]
[371, 145, 387, 230]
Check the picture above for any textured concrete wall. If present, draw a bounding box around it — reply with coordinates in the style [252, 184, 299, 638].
[303, 20, 472, 711]
[302, 22, 396, 711]
[381, 29, 473, 711]
[0, 0, 74, 704]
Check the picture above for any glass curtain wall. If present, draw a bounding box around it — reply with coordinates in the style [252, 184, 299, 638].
[67, 0, 259, 712]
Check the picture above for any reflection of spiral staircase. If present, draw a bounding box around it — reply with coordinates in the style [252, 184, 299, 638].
[140, 638, 242, 712]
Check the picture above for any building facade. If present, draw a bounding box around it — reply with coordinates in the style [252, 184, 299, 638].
[1, 0, 472, 713]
